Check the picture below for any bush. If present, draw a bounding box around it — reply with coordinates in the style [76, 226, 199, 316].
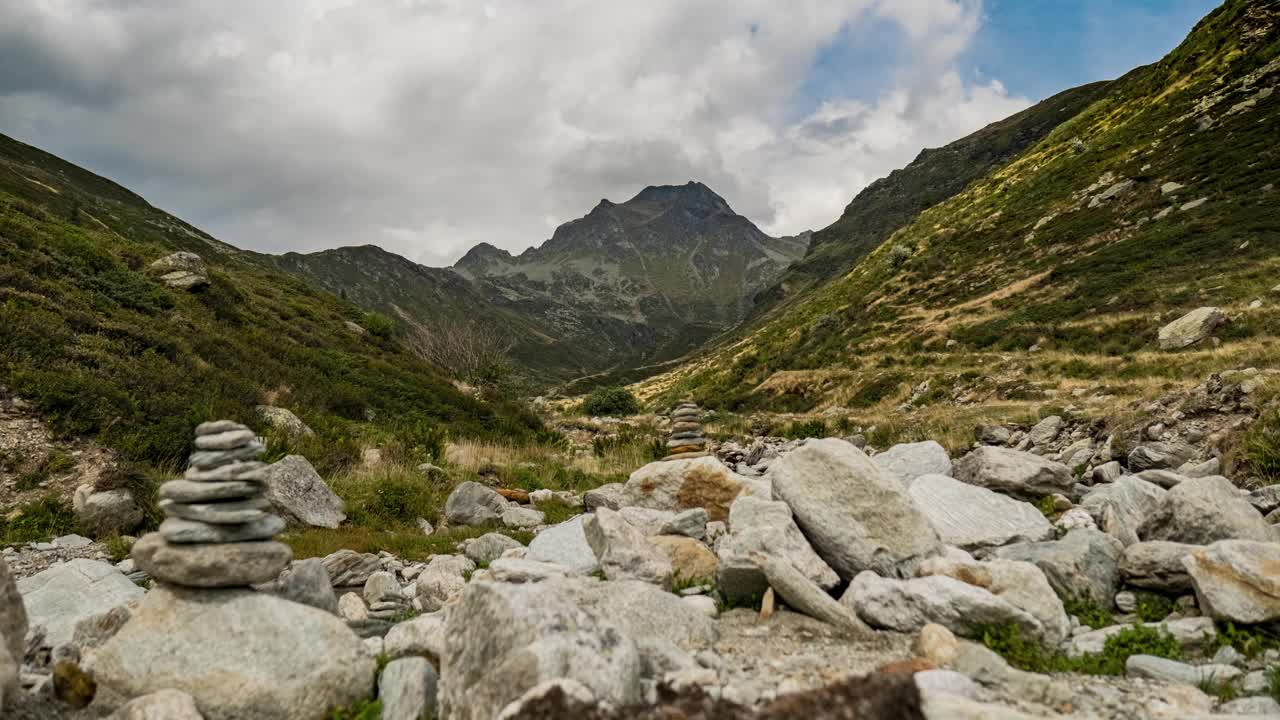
[581, 386, 640, 417]
[339, 466, 446, 527]
[1063, 593, 1115, 630]
[0, 494, 79, 543]
[979, 622, 1181, 676]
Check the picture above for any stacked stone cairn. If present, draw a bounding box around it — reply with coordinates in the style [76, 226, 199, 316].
[131, 420, 292, 587]
[663, 402, 709, 461]
[363, 571, 410, 622]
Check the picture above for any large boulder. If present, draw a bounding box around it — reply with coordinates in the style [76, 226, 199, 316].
[462, 533, 525, 566]
[379, 657, 438, 720]
[569, 580, 718, 650]
[648, 536, 717, 583]
[89, 585, 375, 720]
[73, 485, 145, 537]
[527, 516, 599, 574]
[583, 508, 672, 588]
[714, 495, 838, 602]
[0, 557, 25, 676]
[952, 446, 1073, 498]
[770, 438, 941, 580]
[1080, 475, 1167, 546]
[753, 552, 869, 635]
[255, 405, 314, 438]
[1141, 476, 1274, 545]
[256, 557, 339, 614]
[994, 529, 1123, 609]
[842, 571, 1043, 641]
[262, 455, 345, 528]
[444, 482, 509, 527]
[620, 456, 748, 522]
[908, 474, 1053, 551]
[872, 441, 952, 484]
[415, 555, 476, 612]
[16, 559, 144, 647]
[322, 549, 383, 587]
[148, 251, 209, 290]
[1119, 541, 1199, 592]
[1183, 540, 1280, 623]
[1158, 307, 1225, 350]
[917, 556, 1070, 645]
[1128, 442, 1194, 472]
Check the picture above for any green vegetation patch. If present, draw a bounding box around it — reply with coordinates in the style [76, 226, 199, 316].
[979, 622, 1181, 676]
[581, 386, 641, 417]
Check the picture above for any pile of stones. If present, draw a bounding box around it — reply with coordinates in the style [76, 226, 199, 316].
[363, 570, 410, 622]
[664, 402, 709, 461]
[131, 420, 292, 587]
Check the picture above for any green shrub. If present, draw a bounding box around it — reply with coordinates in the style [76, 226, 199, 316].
[341, 466, 445, 527]
[1063, 593, 1115, 630]
[1214, 621, 1280, 658]
[1133, 592, 1176, 623]
[581, 386, 640, 417]
[15, 447, 76, 492]
[328, 697, 382, 720]
[1267, 664, 1280, 703]
[0, 494, 79, 543]
[979, 622, 1181, 676]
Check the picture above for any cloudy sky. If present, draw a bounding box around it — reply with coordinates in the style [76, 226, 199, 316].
[0, 0, 1219, 266]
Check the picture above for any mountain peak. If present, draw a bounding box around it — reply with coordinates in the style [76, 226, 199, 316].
[453, 241, 514, 272]
[629, 180, 730, 212]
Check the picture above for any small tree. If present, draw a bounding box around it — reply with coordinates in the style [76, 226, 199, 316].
[407, 317, 519, 390]
[581, 386, 640, 417]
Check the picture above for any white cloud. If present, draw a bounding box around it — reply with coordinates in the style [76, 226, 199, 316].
[0, 0, 1029, 265]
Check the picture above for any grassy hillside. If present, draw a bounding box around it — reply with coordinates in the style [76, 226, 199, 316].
[646, 0, 1280, 424]
[0, 132, 546, 471]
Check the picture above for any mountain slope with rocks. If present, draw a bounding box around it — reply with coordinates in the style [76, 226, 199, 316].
[648, 0, 1280, 429]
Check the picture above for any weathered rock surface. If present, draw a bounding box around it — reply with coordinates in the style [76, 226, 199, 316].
[1183, 540, 1280, 623]
[649, 536, 717, 583]
[322, 549, 383, 587]
[621, 456, 747, 522]
[16, 559, 144, 647]
[415, 555, 476, 612]
[583, 508, 673, 588]
[872, 441, 952, 484]
[73, 486, 144, 537]
[148, 251, 209, 290]
[994, 529, 1122, 608]
[917, 557, 1070, 645]
[444, 481, 509, 526]
[257, 557, 338, 614]
[770, 438, 941, 580]
[384, 612, 447, 662]
[527, 516, 599, 574]
[1125, 654, 1241, 685]
[583, 483, 626, 512]
[379, 657, 438, 720]
[261, 455, 345, 528]
[90, 585, 374, 720]
[1128, 442, 1194, 472]
[715, 496, 838, 602]
[108, 688, 204, 720]
[908, 474, 1053, 550]
[132, 533, 291, 588]
[843, 571, 1042, 641]
[1119, 541, 1198, 591]
[1142, 475, 1274, 545]
[660, 508, 709, 540]
[753, 553, 868, 635]
[1080, 475, 1167, 546]
[1158, 306, 1225, 350]
[952, 446, 1073, 498]
[255, 405, 314, 438]
[463, 532, 525, 565]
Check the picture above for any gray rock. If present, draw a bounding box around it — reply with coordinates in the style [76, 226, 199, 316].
[363, 571, 402, 605]
[463, 533, 524, 565]
[501, 505, 545, 529]
[444, 481, 509, 526]
[149, 252, 209, 290]
[383, 612, 446, 661]
[484, 558, 574, 584]
[195, 428, 257, 451]
[322, 549, 383, 587]
[1179, 457, 1221, 479]
[109, 688, 204, 719]
[1218, 697, 1280, 716]
[73, 487, 145, 537]
[184, 460, 269, 483]
[570, 580, 719, 650]
[917, 556, 1070, 645]
[1128, 442, 1194, 472]
[922, 694, 1050, 720]
[1067, 616, 1216, 657]
[583, 483, 626, 512]
[843, 571, 1042, 641]
[261, 455, 345, 529]
[994, 529, 1122, 608]
[620, 456, 748, 522]
[1080, 475, 1167, 546]
[255, 405, 314, 438]
[132, 533, 291, 588]
[1120, 541, 1198, 591]
[1135, 469, 1196, 489]
[0, 557, 25, 676]
[873, 441, 952, 484]
[770, 438, 941, 580]
[752, 552, 868, 634]
[660, 508, 709, 539]
[715, 495, 838, 603]
[909, 474, 1053, 550]
[1184, 540, 1280, 623]
[188, 442, 267, 470]
[617, 507, 677, 536]
[1125, 654, 1241, 685]
[196, 420, 245, 436]
[953, 446, 1073, 498]
[1158, 307, 1225, 350]
[0, 645, 15, 712]
[90, 585, 374, 720]
[1143, 476, 1274, 544]
[379, 657, 438, 720]
[160, 516, 285, 544]
[975, 425, 1013, 446]
[1250, 484, 1280, 514]
[583, 508, 672, 588]
[527, 516, 599, 574]
[16, 559, 143, 648]
[1028, 416, 1064, 447]
[159, 479, 261, 504]
[415, 555, 475, 612]
[259, 558, 338, 614]
[1092, 461, 1123, 484]
[159, 497, 270, 525]
[438, 580, 645, 720]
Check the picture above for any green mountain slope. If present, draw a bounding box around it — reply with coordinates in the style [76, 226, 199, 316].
[649, 0, 1280, 417]
[0, 132, 544, 468]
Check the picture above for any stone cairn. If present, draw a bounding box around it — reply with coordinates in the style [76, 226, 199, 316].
[132, 420, 292, 587]
[663, 402, 709, 461]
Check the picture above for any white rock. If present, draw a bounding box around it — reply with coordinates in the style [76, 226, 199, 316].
[918, 556, 1070, 645]
[415, 555, 476, 612]
[1158, 307, 1225, 350]
[1143, 476, 1274, 545]
[681, 595, 718, 618]
[953, 446, 1074, 498]
[1183, 540, 1280, 623]
[1125, 654, 1240, 685]
[583, 507, 673, 588]
[379, 657, 438, 720]
[842, 571, 1042, 641]
[16, 559, 144, 648]
[873, 441, 953, 484]
[384, 613, 447, 661]
[909, 474, 1053, 550]
[501, 506, 545, 529]
[444, 482, 509, 526]
[620, 456, 748, 522]
[338, 592, 368, 621]
[108, 688, 204, 719]
[526, 516, 599, 574]
[715, 495, 838, 602]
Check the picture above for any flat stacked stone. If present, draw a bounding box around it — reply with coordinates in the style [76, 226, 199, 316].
[663, 402, 709, 461]
[132, 421, 292, 588]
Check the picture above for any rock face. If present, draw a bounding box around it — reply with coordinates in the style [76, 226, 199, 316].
[994, 529, 1123, 609]
[872, 441, 952, 484]
[715, 495, 838, 602]
[1080, 475, 1167, 546]
[148, 251, 209, 290]
[527, 516, 600, 574]
[843, 572, 1042, 641]
[1158, 306, 1225, 350]
[621, 456, 747, 522]
[769, 438, 941, 580]
[1142, 475, 1275, 544]
[583, 508, 673, 588]
[0, 557, 26, 675]
[908, 474, 1053, 551]
[953, 447, 1073, 498]
[1183, 540, 1280, 623]
[90, 585, 375, 720]
[262, 455, 346, 528]
[380, 657, 438, 720]
[73, 486, 144, 537]
[16, 558, 144, 647]
[444, 481, 509, 526]
[917, 557, 1070, 645]
[110, 688, 204, 720]
[1119, 541, 1198, 591]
